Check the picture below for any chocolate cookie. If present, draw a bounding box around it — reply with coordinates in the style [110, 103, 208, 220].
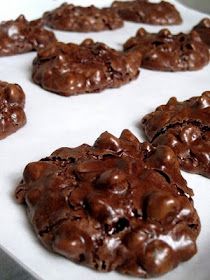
[15, 129, 200, 277]
[0, 81, 26, 139]
[0, 15, 56, 56]
[43, 3, 123, 32]
[193, 18, 210, 48]
[142, 91, 210, 178]
[112, 0, 182, 25]
[124, 28, 209, 71]
[32, 39, 142, 96]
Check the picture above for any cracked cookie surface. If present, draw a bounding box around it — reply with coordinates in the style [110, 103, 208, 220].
[112, 0, 182, 25]
[142, 92, 210, 178]
[0, 15, 56, 56]
[15, 129, 200, 277]
[43, 3, 123, 32]
[0, 81, 26, 139]
[32, 39, 142, 96]
[124, 28, 209, 71]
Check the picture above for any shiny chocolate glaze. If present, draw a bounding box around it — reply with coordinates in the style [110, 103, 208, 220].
[0, 81, 26, 139]
[142, 91, 210, 178]
[15, 129, 200, 277]
[43, 3, 124, 32]
[0, 15, 56, 56]
[124, 28, 209, 71]
[32, 39, 142, 96]
[112, 0, 182, 25]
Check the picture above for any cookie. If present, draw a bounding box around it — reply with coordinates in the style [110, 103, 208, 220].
[0, 81, 26, 139]
[32, 39, 142, 96]
[193, 18, 210, 48]
[0, 15, 56, 56]
[124, 28, 209, 71]
[112, 0, 182, 25]
[43, 3, 123, 32]
[15, 129, 200, 277]
[142, 91, 210, 178]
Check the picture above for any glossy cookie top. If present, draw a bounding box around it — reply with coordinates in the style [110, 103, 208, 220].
[32, 39, 142, 96]
[43, 3, 124, 32]
[193, 18, 210, 47]
[142, 92, 210, 177]
[0, 81, 26, 139]
[112, 0, 182, 25]
[124, 28, 209, 71]
[16, 129, 200, 277]
[0, 15, 56, 56]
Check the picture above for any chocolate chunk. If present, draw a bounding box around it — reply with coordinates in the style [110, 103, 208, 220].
[0, 15, 56, 56]
[15, 129, 200, 277]
[112, 0, 182, 25]
[142, 91, 210, 178]
[0, 81, 26, 139]
[32, 39, 142, 96]
[43, 3, 124, 32]
[193, 18, 210, 48]
[124, 28, 209, 71]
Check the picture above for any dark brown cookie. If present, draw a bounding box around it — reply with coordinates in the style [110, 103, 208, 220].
[32, 39, 142, 96]
[142, 92, 210, 178]
[0, 15, 56, 56]
[43, 3, 123, 32]
[0, 81, 26, 139]
[124, 28, 209, 71]
[15, 129, 200, 277]
[112, 0, 182, 25]
[193, 18, 210, 48]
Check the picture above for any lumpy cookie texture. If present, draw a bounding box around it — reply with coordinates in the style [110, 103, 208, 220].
[112, 0, 182, 25]
[193, 18, 210, 48]
[0, 15, 56, 56]
[142, 91, 210, 178]
[32, 39, 142, 96]
[124, 28, 209, 71]
[0, 81, 26, 139]
[15, 129, 200, 277]
[43, 3, 123, 32]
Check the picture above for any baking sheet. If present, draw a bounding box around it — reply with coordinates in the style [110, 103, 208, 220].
[0, 1, 210, 279]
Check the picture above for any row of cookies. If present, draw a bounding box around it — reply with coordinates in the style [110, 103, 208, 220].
[42, 0, 183, 32]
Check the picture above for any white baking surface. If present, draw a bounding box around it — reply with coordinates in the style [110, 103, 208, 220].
[0, 1, 210, 279]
